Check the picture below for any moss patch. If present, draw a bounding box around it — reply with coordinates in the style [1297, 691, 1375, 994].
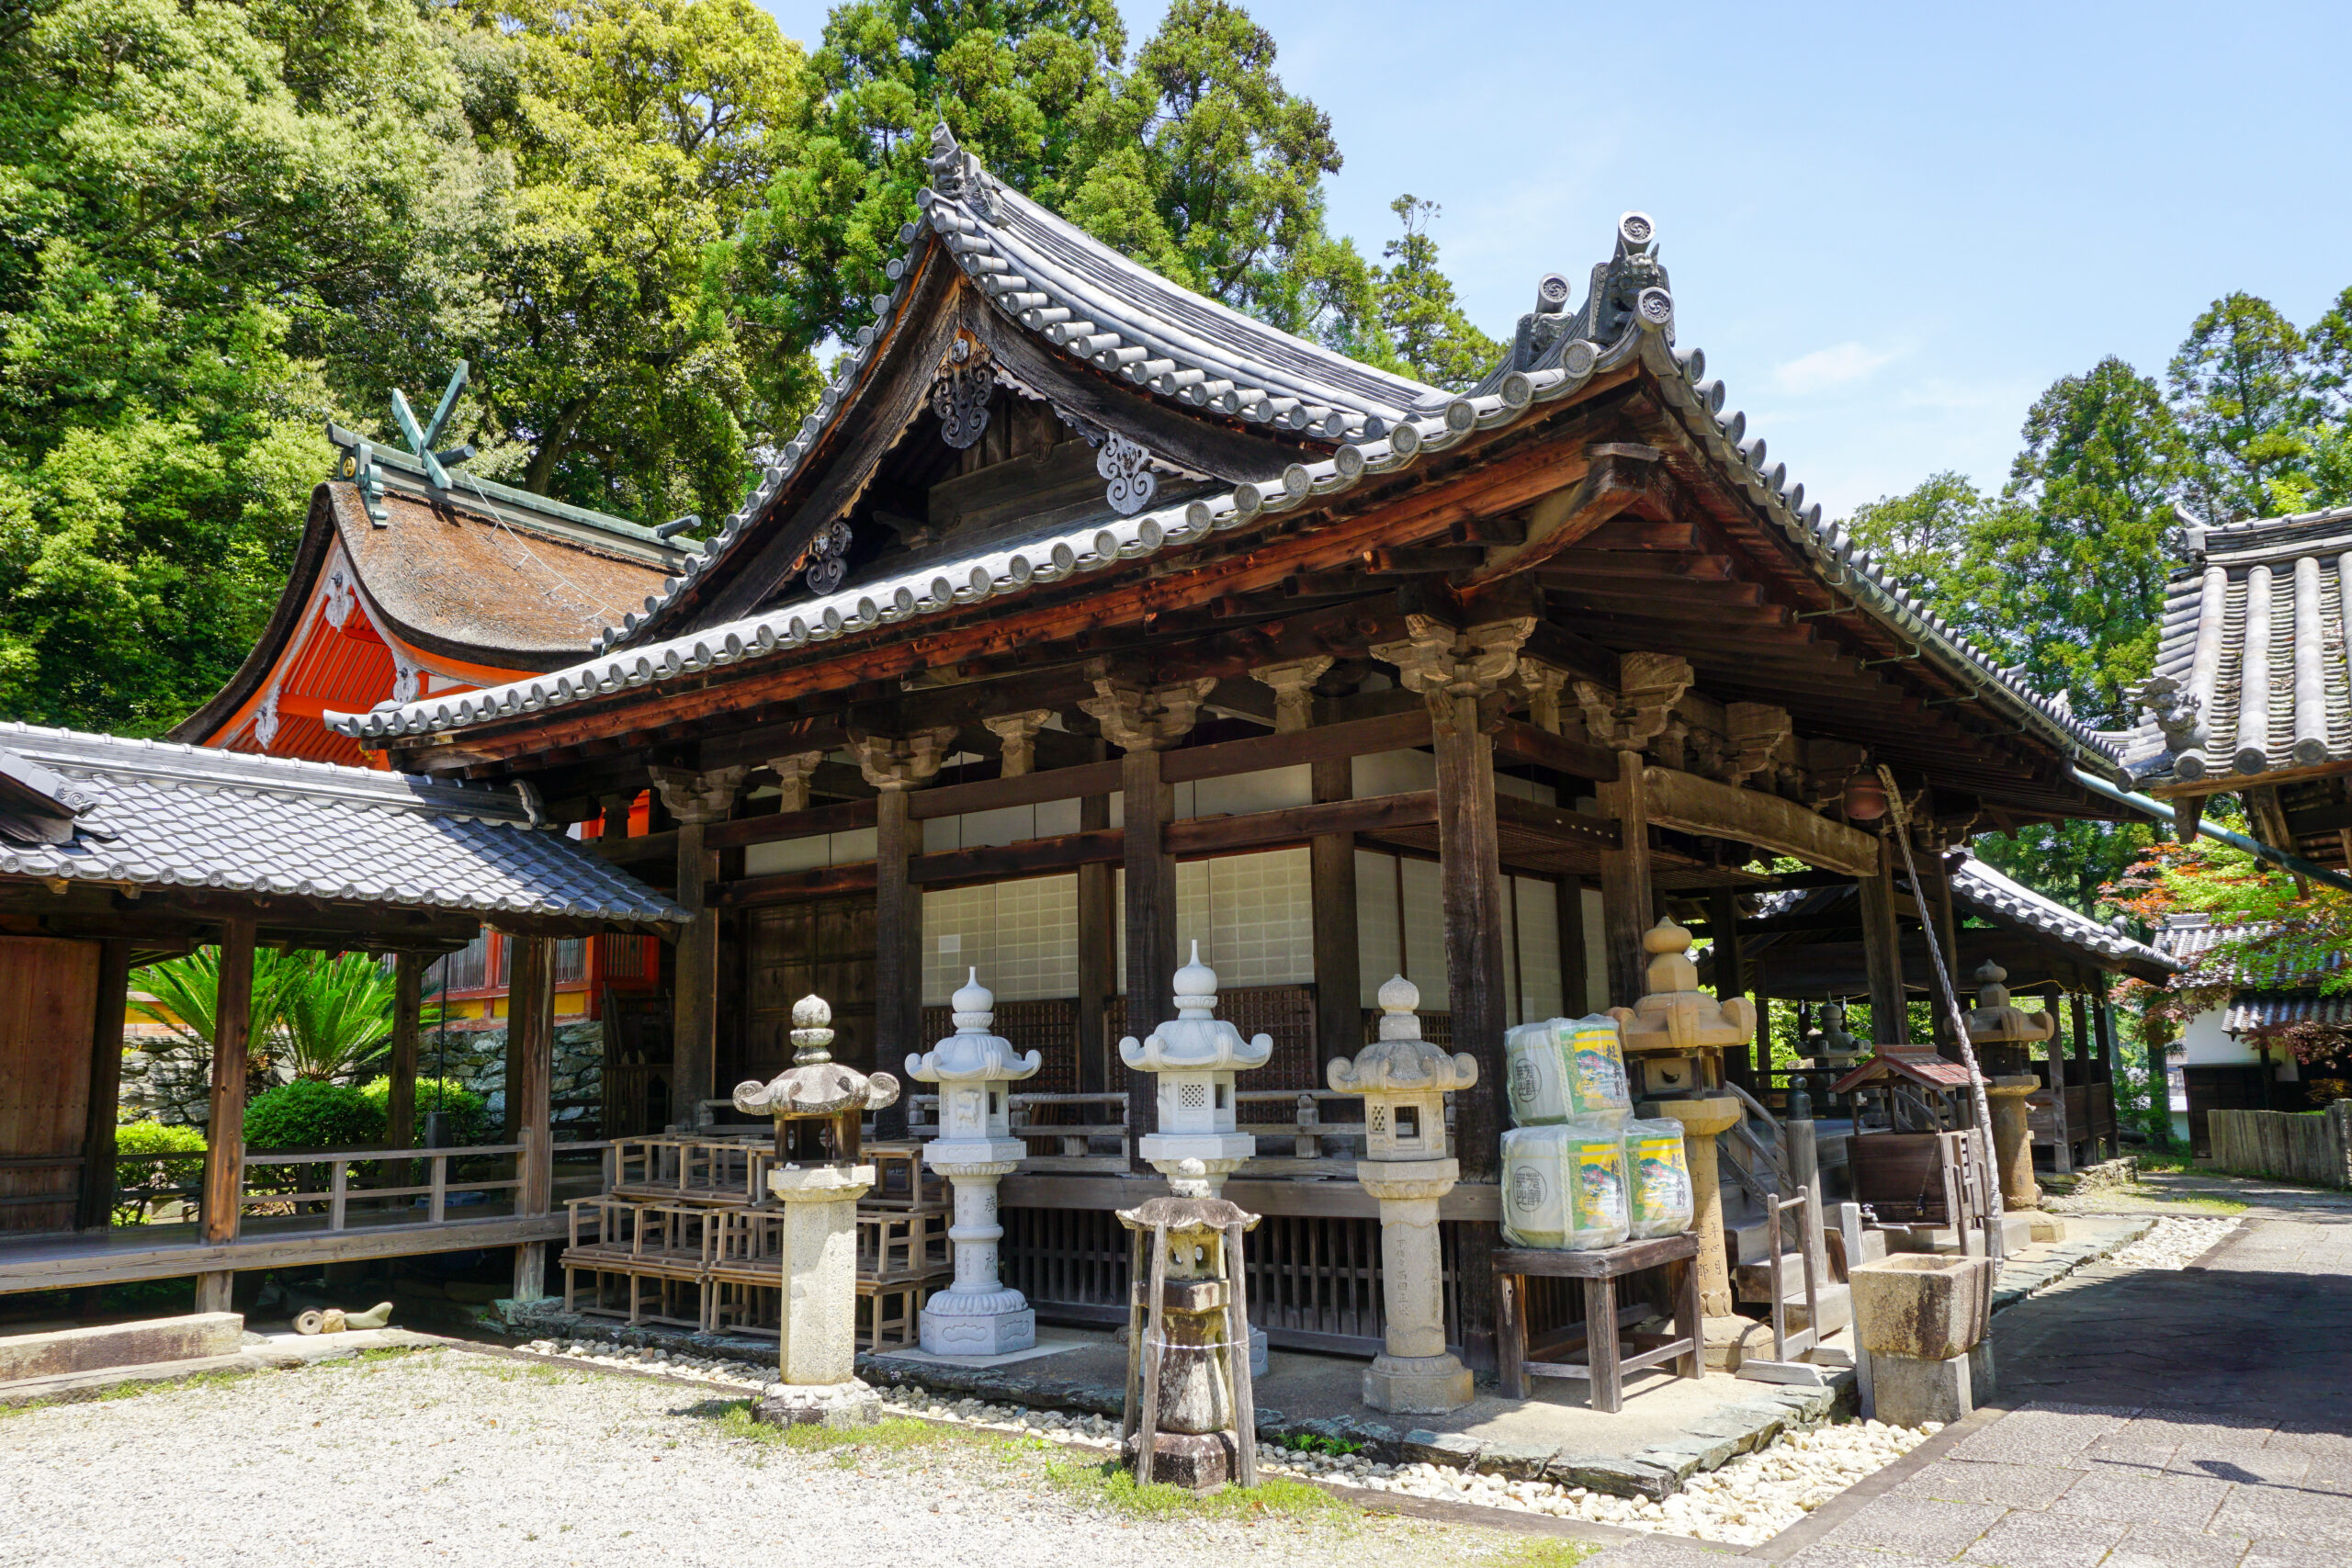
[1476, 1540, 1605, 1568]
[1042, 1455, 1352, 1525]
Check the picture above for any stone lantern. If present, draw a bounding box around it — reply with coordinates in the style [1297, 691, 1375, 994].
[1962, 961, 2054, 1222]
[731, 993, 901, 1425]
[1117, 1161, 1262, 1493]
[1120, 943, 1273, 1194]
[1327, 975, 1479, 1413]
[1609, 918, 1757, 1367]
[904, 969, 1044, 1356]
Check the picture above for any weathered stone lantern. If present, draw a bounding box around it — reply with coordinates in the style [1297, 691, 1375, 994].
[1120, 943, 1273, 1194]
[1117, 1160, 1262, 1493]
[1610, 917, 1757, 1366]
[1962, 961, 2054, 1220]
[904, 969, 1044, 1356]
[1327, 975, 1479, 1413]
[731, 993, 901, 1424]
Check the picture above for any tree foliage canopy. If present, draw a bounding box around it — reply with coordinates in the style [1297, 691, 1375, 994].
[0, 0, 1501, 735]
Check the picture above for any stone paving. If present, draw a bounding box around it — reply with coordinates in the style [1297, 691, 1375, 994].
[1588, 1210, 2352, 1567]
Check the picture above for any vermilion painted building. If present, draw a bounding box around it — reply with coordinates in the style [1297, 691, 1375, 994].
[171, 426, 695, 1048]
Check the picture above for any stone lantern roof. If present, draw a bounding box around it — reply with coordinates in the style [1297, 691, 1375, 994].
[1118, 944, 1274, 1075]
[1328, 976, 1479, 1095]
[734, 994, 902, 1121]
[905, 969, 1044, 1085]
[1611, 918, 1758, 1054]
[1962, 960, 2055, 1046]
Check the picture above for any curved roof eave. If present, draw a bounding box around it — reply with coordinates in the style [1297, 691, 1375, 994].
[328, 238, 2118, 795]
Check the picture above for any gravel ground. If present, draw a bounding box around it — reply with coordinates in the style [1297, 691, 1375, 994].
[2103, 1213, 2242, 1269]
[0, 1349, 1493, 1568]
[506, 1336, 1928, 1548]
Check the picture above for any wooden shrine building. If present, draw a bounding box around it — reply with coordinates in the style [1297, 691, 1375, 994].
[0, 726, 684, 1307]
[2123, 504, 2352, 867]
[321, 129, 2135, 1365]
[1711, 850, 2175, 1168]
[169, 400, 698, 1054]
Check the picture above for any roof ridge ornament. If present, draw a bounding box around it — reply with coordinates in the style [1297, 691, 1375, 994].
[927, 122, 999, 220]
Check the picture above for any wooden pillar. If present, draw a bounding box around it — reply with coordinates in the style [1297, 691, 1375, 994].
[847, 732, 951, 1139]
[873, 784, 920, 1136]
[1708, 890, 1750, 1090]
[1753, 994, 1772, 1095]
[1915, 850, 1960, 1052]
[1076, 789, 1114, 1096]
[74, 940, 134, 1232]
[1122, 745, 1175, 1163]
[507, 932, 556, 1301]
[195, 917, 257, 1314]
[600, 793, 634, 842]
[1596, 752, 1654, 1007]
[1556, 878, 1589, 1017]
[387, 953, 424, 1152]
[2094, 978, 2120, 1159]
[650, 766, 744, 1130]
[1431, 693, 1509, 1373]
[2042, 982, 2073, 1172]
[1310, 755, 1361, 1061]
[1858, 847, 1909, 1045]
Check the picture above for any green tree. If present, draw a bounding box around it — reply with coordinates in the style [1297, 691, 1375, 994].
[744, 0, 1127, 346]
[2167, 292, 2316, 522]
[448, 0, 817, 521]
[1068, 0, 1379, 348]
[1985, 356, 2188, 728]
[0, 0, 497, 732]
[1840, 470, 2011, 644]
[1372, 196, 1501, 389]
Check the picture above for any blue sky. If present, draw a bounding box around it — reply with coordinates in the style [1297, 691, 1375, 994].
[753, 1, 2352, 516]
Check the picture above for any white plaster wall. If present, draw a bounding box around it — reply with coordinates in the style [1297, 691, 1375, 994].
[1351, 847, 1575, 1024]
[2177, 1006, 2257, 1066]
[742, 826, 877, 874]
[921, 798, 1080, 852]
[1113, 846, 1317, 990]
[922, 875, 1079, 1005]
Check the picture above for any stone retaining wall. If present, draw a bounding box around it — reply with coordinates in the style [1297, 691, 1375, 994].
[2208, 1101, 2352, 1190]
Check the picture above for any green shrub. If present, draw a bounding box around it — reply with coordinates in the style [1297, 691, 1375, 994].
[357, 1077, 489, 1146]
[111, 1120, 206, 1225]
[243, 1080, 387, 1151]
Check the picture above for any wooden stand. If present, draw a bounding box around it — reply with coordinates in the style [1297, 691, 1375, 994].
[1493, 1232, 1702, 1411]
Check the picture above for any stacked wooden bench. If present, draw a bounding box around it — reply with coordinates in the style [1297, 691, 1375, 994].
[559, 1136, 951, 1349]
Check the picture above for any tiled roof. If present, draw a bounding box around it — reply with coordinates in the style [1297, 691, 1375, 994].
[1758, 852, 2173, 975]
[2222, 992, 2352, 1032]
[0, 724, 687, 925]
[2122, 507, 2352, 787]
[334, 141, 2115, 773]
[1951, 855, 2173, 969]
[1828, 1049, 1977, 1095]
[2155, 917, 2345, 989]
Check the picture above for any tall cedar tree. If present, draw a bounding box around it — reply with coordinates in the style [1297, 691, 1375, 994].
[2167, 293, 2319, 524]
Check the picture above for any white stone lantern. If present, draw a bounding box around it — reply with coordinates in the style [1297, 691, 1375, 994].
[1119, 943, 1273, 1194]
[904, 970, 1044, 1355]
[1327, 976, 1479, 1413]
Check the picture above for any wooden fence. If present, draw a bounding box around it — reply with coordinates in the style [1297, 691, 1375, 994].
[2208, 1102, 2352, 1190]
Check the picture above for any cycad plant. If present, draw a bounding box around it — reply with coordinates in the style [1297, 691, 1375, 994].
[132, 948, 435, 1089]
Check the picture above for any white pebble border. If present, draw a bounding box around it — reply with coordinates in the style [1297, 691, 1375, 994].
[514, 1335, 1931, 1547]
[2105, 1214, 2241, 1269]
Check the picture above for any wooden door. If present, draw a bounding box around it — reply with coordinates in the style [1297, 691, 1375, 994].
[0, 937, 103, 1234]
[740, 897, 876, 1085]
[2184, 1065, 2266, 1157]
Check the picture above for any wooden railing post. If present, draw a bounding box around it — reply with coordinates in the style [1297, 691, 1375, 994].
[329, 1157, 349, 1233]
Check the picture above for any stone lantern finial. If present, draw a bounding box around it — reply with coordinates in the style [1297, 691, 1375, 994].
[791, 994, 835, 1065]
[733, 990, 900, 1152]
[1610, 917, 1757, 1055]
